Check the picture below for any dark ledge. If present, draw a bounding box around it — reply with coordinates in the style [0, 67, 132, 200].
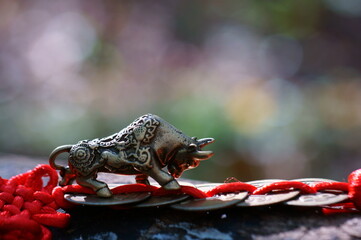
[1, 155, 361, 240]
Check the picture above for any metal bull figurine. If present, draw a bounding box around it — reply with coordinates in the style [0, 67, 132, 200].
[49, 114, 214, 197]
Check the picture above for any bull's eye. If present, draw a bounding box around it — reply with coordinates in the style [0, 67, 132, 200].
[188, 143, 197, 152]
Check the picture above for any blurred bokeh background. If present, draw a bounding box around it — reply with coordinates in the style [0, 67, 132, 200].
[1, 0, 361, 182]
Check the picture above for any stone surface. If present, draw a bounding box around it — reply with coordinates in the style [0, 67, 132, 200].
[1, 155, 361, 240]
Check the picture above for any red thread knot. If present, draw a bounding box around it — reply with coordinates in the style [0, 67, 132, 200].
[206, 182, 257, 197]
[15, 186, 35, 201]
[253, 181, 316, 195]
[348, 169, 361, 210]
[0, 192, 15, 203]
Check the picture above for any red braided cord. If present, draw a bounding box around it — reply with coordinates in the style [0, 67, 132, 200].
[318, 170, 361, 214]
[0, 165, 70, 240]
[206, 182, 257, 197]
[2, 165, 361, 239]
[312, 182, 349, 192]
[56, 175, 361, 212]
[321, 202, 358, 214]
[348, 169, 361, 210]
[252, 181, 315, 195]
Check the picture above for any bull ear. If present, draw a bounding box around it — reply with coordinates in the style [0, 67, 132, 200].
[192, 150, 214, 160]
[188, 143, 197, 152]
[197, 138, 215, 148]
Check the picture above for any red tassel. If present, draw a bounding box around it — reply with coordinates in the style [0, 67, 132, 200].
[0, 215, 41, 233]
[348, 169, 361, 210]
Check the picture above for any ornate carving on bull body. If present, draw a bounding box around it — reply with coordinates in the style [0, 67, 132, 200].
[49, 114, 214, 198]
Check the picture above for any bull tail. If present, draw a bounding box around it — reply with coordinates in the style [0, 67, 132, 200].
[49, 145, 76, 186]
[49, 145, 72, 170]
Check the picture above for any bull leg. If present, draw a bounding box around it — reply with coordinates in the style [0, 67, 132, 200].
[162, 178, 181, 190]
[143, 163, 180, 190]
[135, 174, 150, 185]
[59, 167, 76, 186]
[59, 173, 76, 186]
[76, 175, 112, 198]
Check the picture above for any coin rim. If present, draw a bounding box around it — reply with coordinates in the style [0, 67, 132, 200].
[134, 194, 190, 208]
[64, 192, 152, 206]
[237, 190, 300, 207]
[171, 183, 248, 211]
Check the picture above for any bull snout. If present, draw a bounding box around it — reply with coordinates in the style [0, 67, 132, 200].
[191, 160, 200, 168]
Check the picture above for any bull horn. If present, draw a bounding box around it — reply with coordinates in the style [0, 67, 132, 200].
[197, 138, 215, 148]
[192, 150, 214, 160]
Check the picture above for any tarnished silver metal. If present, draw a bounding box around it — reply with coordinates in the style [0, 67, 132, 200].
[246, 179, 285, 188]
[171, 184, 248, 211]
[64, 184, 152, 206]
[285, 193, 349, 207]
[49, 114, 214, 198]
[237, 192, 300, 207]
[285, 178, 349, 207]
[64, 192, 151, 206]
[135, 194, 190, 208]
[292, 178, 337, 184]
[237, 179, 300, 207]
[134, 182, 194, 208]
[196, 183, 224, 188]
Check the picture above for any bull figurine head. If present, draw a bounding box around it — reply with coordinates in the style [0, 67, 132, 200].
[168, 137, 215, 178]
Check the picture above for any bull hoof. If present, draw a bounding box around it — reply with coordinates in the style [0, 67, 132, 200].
[162, 180, 180, 191]
[96, 187, 112, 198]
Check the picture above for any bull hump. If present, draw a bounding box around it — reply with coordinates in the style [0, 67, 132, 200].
[152, 124, 192, 165]
[154, 126, 190, 146]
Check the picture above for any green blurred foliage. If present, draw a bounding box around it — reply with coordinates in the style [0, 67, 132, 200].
[1, 0, 361, 182]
